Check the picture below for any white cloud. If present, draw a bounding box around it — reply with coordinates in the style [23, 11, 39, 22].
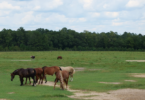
[91, 12, 100, 17]
[21, 11, 34, 24]
[126, 0, 145, 7]
[103, 4, 108, 9]
[0, 2, 20, 10]
[112, 22, 123, 26]
[104, 12, 119, 18]
[46, 13, 67, 23]
[78, 18, 87, 22]
[33, 6, 41, 10]
[79, 0, 94, 10]
[41, 0, 63, 10]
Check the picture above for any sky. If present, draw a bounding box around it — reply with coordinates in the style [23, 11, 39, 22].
[0, 0, 145, 35]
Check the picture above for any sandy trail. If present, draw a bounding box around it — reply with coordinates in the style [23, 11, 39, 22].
[41, 80, 145, 100]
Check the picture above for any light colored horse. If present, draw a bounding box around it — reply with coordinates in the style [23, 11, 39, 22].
[60, 66, 75, 81]
[54, 70, 69, 90]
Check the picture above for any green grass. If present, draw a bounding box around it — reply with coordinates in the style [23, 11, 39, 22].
[1, 51, 145, 99]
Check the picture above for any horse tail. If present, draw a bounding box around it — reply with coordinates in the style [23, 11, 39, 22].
[42, 67, 45, 79]
[72, 68, 75, 74]
[59, 71, 64, 89]
[42, 66, 47, 83]
[33, 69, 36, 86]
[33, 69, 36, 76]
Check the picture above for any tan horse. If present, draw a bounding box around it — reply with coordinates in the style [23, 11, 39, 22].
[54, 70, 69, 90]
[60, 66, 75, 81]
[42, 66, 62, 83]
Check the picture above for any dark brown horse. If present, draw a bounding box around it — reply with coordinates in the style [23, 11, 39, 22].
[11, 68, 36, 86]
[57, 56, 62, 59]
[31, 56, 35, 59]
[42, 66, 62, 83]
[54, 70, 69, 90]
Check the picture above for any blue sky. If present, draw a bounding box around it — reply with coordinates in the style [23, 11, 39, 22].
[0, 0, 145, 35]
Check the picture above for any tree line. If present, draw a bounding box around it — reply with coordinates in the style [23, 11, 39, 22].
[0, 27, 145, 51]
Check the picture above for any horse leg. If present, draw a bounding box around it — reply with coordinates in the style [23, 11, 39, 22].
[25, 77, 27, 84]
[45, 75, 47, 83]
[31, 76, 36, 86]
[29, 77, 31, 84]
[36, 75, 38, 83]
[63, 79, 67, 89]
[54, 79, 57, 90]
[20, 77, 23, 86]
[39, 75, 43, 84]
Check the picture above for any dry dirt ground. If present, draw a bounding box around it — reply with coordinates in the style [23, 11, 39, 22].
[126, 60, 145, 62]
[40, 67, 145, 100]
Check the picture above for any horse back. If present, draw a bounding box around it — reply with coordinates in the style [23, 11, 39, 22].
[19, 68, 35, 77]
[62, 70, 69, 79]
[43, 66, 60, 75]
[35, 68, 43, 75]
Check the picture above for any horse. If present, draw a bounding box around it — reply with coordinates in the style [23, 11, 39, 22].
[60, 66, 75, 81]
[11, 68, 36, 86]
[57, 56, 62, 59]
[35, 68, 43, 84]
[31, 56, 35, 59]
[42, 66, 62, 83]
[25, 68, 44, 84]
[54, 70, 69, 90]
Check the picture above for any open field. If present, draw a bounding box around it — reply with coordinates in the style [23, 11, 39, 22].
[0, 51, 145, 100]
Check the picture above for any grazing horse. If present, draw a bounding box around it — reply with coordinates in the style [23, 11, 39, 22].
[60, 66, 75, 81]
[57, 56, 62, 59]
[31, 56, 35, 59]
[25, 68, 44, 84]
[42, 66, 62, 83]
[11, 68, 36, 86]
[35, 68, 43, 84]
[54, 70, 69, 90]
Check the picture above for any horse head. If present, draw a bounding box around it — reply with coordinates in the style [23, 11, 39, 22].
[11, 69, 22, 81]
[11, 73, 15, 81]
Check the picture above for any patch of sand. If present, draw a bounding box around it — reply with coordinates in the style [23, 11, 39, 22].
[98, 82, 121, 84]
[11, 60, 31, 61]
[130, 73, 145, 78]
[126, 60, 145, 62]
[8, 92, 15, 94]
[124, 80, 136, 82]
[0, 99, 9, 100]
[75, 67, 85, 71]
[41, 81, 145, 100]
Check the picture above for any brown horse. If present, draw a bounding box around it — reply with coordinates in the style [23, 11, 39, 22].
[57, 56, 62, 59]
[35, 68, 43, 84]
[42, 66, 62, 83]
[11, 68, 36, 86]
[54, 70, 69, 90]
[31, 56, 35, 59]
[25, 68, 44, 84]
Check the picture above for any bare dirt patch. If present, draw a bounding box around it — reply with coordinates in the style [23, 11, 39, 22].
[75, 67, 85, 71]
[130, 73, 145, 78]
[41, 81, 145, 100]
[11, 60, 31, 61]
[0, 99, 8, 100]
[0, 99, 9, 100]
[8, 92, 15, 94]
[98, 82, 121, 84]
[124, 80, 136, 82]
[126, 60, 145, 62]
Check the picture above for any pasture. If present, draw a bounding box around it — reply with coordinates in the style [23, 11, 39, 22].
[0, 51, 145, 100]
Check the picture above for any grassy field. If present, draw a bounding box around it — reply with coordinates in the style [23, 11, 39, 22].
[0, 51, 145, 100]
